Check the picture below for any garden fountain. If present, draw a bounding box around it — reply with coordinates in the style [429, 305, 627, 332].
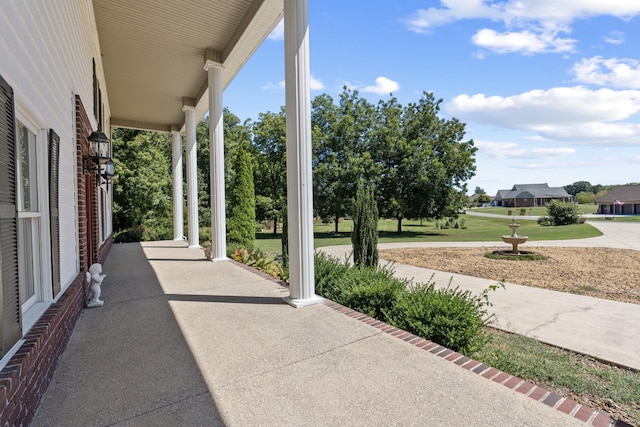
[501, 217, 528, 254]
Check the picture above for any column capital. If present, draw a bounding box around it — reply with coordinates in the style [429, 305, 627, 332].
[182, 97, 196, 111]
[170, 125, 182, 135]
[204, 48, 224, 71]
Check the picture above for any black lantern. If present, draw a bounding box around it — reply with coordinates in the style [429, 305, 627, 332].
[85, 131, 115, 184]
[88, 131, 111, 160]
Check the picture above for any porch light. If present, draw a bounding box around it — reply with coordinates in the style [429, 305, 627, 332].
[86, 131, 115, 184]
[88, 131, 110, 160]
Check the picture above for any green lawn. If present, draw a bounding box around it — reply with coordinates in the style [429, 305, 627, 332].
[469, 204, 598, 216]
[254, 215, 602, 256]
[475, 329, 640, 426]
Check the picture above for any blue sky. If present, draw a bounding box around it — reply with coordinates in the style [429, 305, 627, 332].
[224, 1, 640, 196]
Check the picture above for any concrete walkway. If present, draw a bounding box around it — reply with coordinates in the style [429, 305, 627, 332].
[32, 241, 594, 426]
[320, 220, 640, 371]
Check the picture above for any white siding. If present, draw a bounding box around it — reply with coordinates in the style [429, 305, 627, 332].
[0, 0, 111, 288]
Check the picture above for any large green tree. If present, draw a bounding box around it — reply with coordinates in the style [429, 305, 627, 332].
[312, 88, 376, 233]
[372, 93, 476, 233]
[252, 109, 287, 233]
[112, 129, 173, 237]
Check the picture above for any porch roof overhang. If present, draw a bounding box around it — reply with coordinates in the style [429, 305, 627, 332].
[93, 0, 283, 133]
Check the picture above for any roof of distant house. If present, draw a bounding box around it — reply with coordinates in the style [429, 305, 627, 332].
[495, 183, 570, 200]
[596, 184, 640, 203]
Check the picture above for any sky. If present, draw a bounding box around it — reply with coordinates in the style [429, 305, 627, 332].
[223, 0, 640, 196]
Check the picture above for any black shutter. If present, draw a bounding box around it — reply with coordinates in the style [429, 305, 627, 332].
[0, 74, 21, 357]
[49, 130, 60, 296]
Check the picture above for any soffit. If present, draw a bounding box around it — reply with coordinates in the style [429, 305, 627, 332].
[93, 0, 283, 132]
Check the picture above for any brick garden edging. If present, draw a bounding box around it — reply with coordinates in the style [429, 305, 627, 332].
[322, 299, 632, 427]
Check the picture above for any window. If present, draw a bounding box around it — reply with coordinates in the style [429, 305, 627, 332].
[16, 120, 42, 313]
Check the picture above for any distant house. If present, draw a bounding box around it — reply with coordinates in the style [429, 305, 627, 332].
[494, 183, 571, 207]
[596, 185, 640, 215]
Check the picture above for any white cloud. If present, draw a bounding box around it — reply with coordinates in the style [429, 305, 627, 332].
[267, 20, 284, 41]
[449, 86, 640, 145]
[361, 77, 400, 95]
[310, 75, 325, 90]
[476, 140, 576, 159]
[261, 75, 325, 91]
[572, 57, 640, 89]
[604, 30, 625, 45]
[472, 28, 575, 54]
[404, 1, 640, 55]
[405, 1, 640, 33]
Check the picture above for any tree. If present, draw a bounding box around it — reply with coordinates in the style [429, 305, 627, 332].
[474, 186, 486, 195]
[112, 129, 173, 239]
[564, 181, 592, 196]
[351, 184, 379, 268]
[575, 191, 595, 204]
[312, 88, 376, 233]
[372, 93, 477, 232]
[196, 109, 252, 226]
[252, 109, 287, 233]
[226, 146, 256, 247]
[477, 194, 492, 205]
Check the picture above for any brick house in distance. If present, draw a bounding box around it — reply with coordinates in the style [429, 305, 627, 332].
[596, 184, 640, 215]
[494, 183, 572, 207]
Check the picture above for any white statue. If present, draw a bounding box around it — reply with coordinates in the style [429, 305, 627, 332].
[85, 263, 106, 308]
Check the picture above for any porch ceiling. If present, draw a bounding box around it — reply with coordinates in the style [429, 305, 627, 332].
[93, 0, 283, 132]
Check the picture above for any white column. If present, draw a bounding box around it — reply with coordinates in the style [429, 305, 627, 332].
[171, 130, 184, 241]
[183, 104, 199, 248]
[284, 0, 321, 307]
[204, 60, 227, 261]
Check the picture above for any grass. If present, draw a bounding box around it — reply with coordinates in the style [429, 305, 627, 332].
[469, 204, 598, 216]
[475, 329, 640, 426]
[254, 215, 602, 256]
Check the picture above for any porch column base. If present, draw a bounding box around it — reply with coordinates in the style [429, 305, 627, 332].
[284, 295, 323, 308]
[211, 256, 229, 262]
[188, 244, 202, 249]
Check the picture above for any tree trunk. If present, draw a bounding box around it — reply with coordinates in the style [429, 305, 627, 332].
[334, 214, 339, 234]
[397, 217, 402, 234]
[272, 217, 278, 235]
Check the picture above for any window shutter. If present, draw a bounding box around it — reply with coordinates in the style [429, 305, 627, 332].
[0, 74, 21, 357]
[49, 130, 61, 296]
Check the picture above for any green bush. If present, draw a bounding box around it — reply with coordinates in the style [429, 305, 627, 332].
[387, 282, 493, 354]
[227, 146, 256, 246]
[314, 253, 498, 354]
[545, 200, 580, 226]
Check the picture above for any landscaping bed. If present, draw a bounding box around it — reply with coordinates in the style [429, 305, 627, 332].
[379, 246, 640, 305]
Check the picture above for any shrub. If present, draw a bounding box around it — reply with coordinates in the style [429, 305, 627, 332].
[351, 184, 379, 268]
[314, 253, 499, 354]
[387, 281, 494, 354]
[545, 200, 580, 226]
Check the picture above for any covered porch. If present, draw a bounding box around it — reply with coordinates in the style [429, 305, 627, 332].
[31, 242, 582, 426]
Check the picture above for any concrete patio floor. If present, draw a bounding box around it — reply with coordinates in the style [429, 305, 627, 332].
[31, 240, 593, 426]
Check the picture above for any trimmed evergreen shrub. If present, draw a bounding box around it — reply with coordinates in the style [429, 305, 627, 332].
[227, 146, 256, 246]
[351, 184, 379, 267]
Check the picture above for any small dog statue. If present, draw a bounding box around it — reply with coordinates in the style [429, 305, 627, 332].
[85, 263, 106, 308]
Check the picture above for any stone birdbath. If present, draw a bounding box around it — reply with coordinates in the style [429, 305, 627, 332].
[501, 217, 528, 254]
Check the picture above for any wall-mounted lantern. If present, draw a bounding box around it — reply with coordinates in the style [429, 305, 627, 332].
[85, 131, 115, 185]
